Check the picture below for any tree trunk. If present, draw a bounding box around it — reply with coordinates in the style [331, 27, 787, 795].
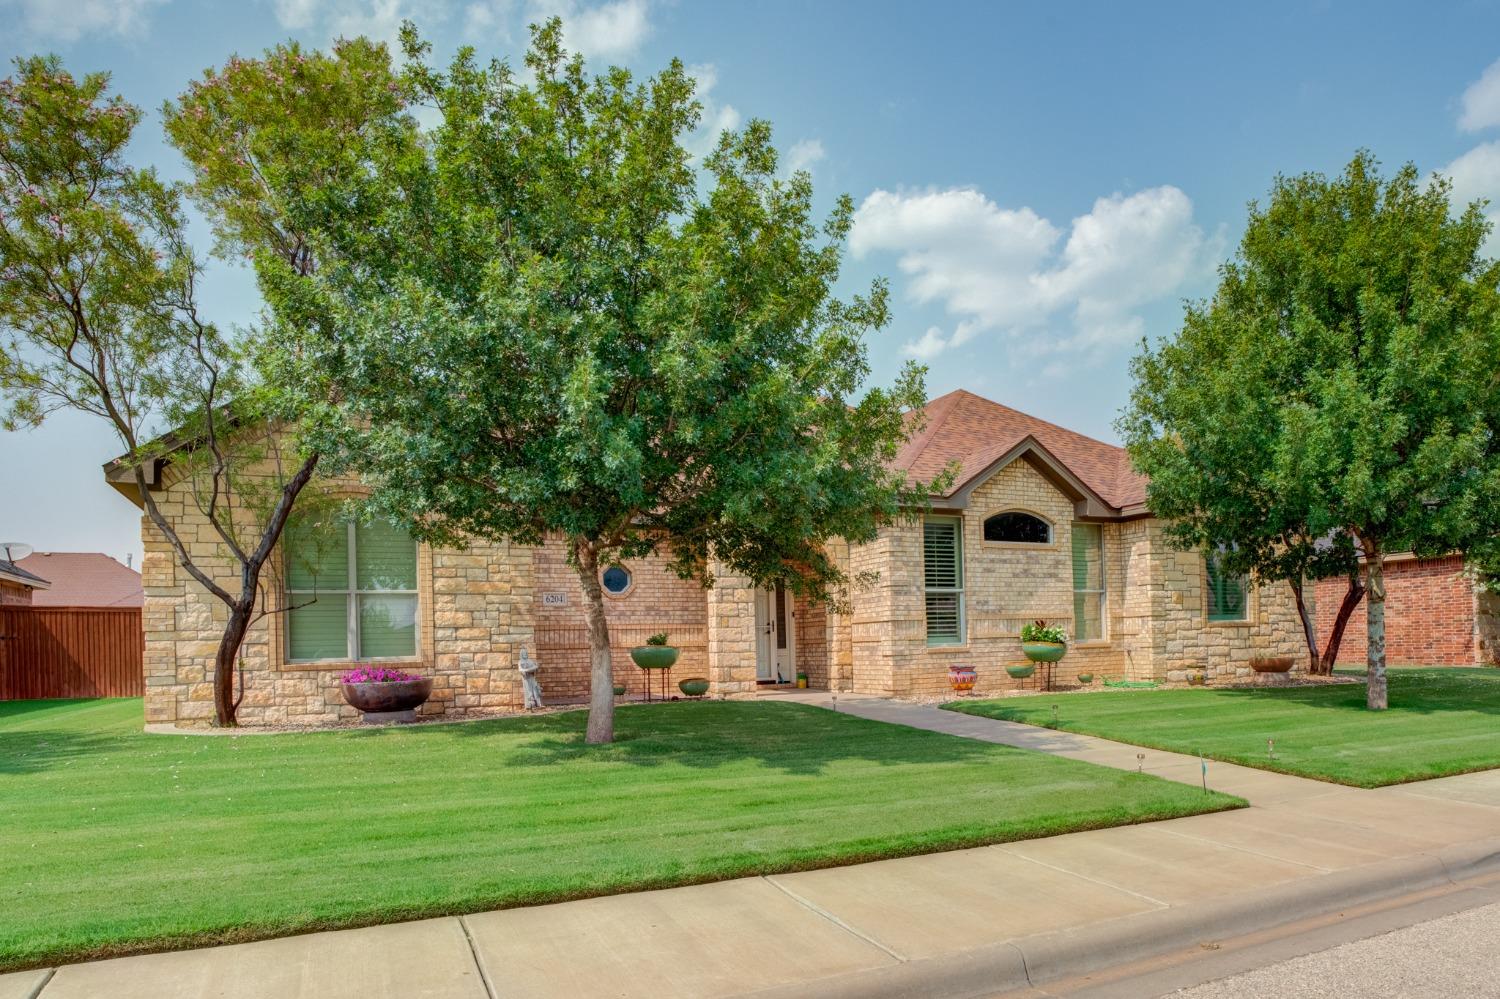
[213, 598, 255, 726]
[1318, 574, 1366, 675]
[1290, 579, 1320, 672]
[574, 540, 616, 744]
[1364, 542, 1388, 710]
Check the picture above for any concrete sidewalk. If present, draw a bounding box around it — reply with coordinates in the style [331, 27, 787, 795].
[5, 695, 1499, 999]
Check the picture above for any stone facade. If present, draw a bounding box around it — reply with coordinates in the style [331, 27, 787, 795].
[134, 429, 1306, 727]
[845, 458, 1303, 698]
[1316, 555, 1494, 667]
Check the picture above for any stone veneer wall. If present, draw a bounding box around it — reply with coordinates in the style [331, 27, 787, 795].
[847, 458, 1303, 694]
[140, 449, 535, 727]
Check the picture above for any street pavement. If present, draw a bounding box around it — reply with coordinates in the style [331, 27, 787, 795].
[1172, 900, 1500, 998]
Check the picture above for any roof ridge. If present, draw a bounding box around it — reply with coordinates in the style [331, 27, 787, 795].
[961, 391, 1126, 456]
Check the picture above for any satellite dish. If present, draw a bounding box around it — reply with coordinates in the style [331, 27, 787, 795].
[1, 543, 33, 562]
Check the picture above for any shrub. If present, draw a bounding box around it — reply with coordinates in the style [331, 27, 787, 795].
[1020, 620, 1067, 644]
[341, 666, 423, 684]
[646, 632, 670, 646]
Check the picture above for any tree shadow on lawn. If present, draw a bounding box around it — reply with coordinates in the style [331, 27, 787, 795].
[347, 700, 1029, 778]
[0, 725, 126, 775]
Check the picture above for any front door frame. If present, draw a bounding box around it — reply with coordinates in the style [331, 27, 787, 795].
[753, 584, 796, 683]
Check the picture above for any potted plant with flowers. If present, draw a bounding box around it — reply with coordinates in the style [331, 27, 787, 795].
[1020, 620, 1068, 664]
[340, 666, 432, 724]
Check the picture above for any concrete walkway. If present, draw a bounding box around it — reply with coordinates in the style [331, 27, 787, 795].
[5, 694, 1499, 999]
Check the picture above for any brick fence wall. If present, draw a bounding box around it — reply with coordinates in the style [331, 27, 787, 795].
[1314, 555, 1477, 666]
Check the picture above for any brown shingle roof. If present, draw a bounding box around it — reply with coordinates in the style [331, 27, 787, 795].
[16, 552, 143, 608]
[894, 390, 1148, 510]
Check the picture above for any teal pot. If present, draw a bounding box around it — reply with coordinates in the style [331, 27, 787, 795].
[1076, 673, 1094, 685]
[1005, 663, 1037, 679]
[630, 645, 680, 669]
[612, 683, 626, 696]
[677, 677, 709, 697]
[1022, 641, 1067, 664]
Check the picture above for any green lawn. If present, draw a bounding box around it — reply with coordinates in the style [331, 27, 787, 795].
[945, 668, 1500, 789]
[0, 698, 1237, 970]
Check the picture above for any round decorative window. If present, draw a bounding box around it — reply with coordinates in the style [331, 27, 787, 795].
[601, 565, 632, 595]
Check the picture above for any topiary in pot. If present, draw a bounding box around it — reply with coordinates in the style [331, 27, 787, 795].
[630, 631, 680, 670]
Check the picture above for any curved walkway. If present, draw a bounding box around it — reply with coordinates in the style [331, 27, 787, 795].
[5, 693, 1499, 999]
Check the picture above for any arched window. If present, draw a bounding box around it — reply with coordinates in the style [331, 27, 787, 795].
[983, 511, 1052, 544]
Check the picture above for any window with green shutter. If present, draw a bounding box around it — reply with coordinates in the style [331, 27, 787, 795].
[1071, 522, 1105, 641]
[923, 516, 964, 645]
[285, 518, 420, 661]
[1206, 549, 1248, 622]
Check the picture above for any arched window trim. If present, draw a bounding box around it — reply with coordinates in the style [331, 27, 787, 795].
[981, 508, 1055, 546]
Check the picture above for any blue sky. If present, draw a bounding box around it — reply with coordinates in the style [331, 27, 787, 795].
[3, 0, 1500, 566]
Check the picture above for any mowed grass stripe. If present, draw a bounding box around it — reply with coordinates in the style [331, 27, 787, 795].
[0, 697, 1237, 970]
[945, 669, 1500, 788]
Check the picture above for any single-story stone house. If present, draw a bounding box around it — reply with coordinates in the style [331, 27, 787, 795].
[111, 389, 1303, 727]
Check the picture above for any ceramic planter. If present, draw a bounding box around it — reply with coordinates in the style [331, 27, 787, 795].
[612, 683, 626, 696]
[677, 677, 709, 697]
[341, 678, 433, 724]
[1021, 641, 1067, 664]
[1077, 673, 1094, 685]
[1005, 663, 1036, 679]
[630, 645, 680, 669]
[947, 664, 977, 695]
[1250, 656, 1294, 674]
[1186, 670, 1207, 686]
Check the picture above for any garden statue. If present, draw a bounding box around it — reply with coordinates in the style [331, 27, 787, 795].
[518, 646, 544, 709]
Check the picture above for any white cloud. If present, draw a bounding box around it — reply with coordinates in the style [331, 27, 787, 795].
[272, 0, 320, 30]
[522, 0, 649, 59]
[786, 138, 825, 174]
[902, 326, 950, 360]
[2, 0, 164, 40]
[852, 185, 1214, 359]
[462, 0, 513, 41]
[685, 62, 741, 158]
[1460, 57, 1500, 133]
[1442, 140, 1500, 253]
[267, 0, 447, 48]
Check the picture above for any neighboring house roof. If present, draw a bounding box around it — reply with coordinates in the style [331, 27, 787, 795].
[16, 552, 142, 607]
[0, 558, 50, 591]
[895, 389, 1149, 517]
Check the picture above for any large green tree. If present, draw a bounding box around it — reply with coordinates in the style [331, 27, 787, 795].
[177, 21, 932, 743]
[1124, 152, 1500, 709]
[0, 56, 319, 726]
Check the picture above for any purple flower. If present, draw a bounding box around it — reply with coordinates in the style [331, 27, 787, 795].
[341, 665, 423, 684]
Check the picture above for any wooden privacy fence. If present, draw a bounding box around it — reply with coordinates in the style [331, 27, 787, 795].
[0, 606, 144, 699]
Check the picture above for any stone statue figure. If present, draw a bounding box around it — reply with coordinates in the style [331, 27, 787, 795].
[518, 645, 544, 709]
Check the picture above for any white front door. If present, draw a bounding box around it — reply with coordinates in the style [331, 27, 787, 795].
[754, 584, 796, 683]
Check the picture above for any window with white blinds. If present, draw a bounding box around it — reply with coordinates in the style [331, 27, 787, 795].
[1072, 522, 1105, 641]
[923, 516, 965, 645]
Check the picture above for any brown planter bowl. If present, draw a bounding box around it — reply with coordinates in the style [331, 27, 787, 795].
[1250, 656, 1294, 674]
[341, 678, 433, 714]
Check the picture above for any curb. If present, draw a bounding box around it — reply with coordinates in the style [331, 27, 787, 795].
[743, 835, 1500, 999]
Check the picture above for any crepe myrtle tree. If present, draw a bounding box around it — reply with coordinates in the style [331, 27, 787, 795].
[1124, 152, 1500, 709]
[0, 56, 321, 726]
[231, 21, 937, 743]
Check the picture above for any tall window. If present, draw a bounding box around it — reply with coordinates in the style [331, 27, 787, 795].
[983, 510, 1051, 544]
[923, 516, 964, 645]
[1071, 523, 1105, 641]
[285, 519, 419, 661]
[1206, 549, 1249, 622]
